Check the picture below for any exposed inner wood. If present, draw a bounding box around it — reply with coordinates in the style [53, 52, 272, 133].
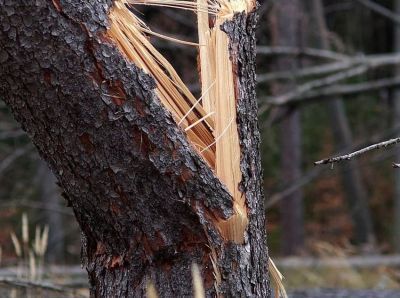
[198, 0, 254, 243]
[107, 0, 254, 244]
[108, 0, 215, 167]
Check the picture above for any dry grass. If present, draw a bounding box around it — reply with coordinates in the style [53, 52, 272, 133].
[9, 213, 49, 281]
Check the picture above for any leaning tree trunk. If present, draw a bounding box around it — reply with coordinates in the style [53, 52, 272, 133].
[0, 0, 270, 297]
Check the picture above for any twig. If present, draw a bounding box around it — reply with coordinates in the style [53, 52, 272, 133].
[315, 138, 400, 165]
[355, 0, 400, 25]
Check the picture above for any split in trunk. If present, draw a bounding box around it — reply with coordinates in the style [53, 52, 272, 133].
[0, 0, 272, 297]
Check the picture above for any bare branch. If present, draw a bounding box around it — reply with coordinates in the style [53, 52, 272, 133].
[355, 0, 400, 25]
[266, 166, 322, 209]
[315, 138, 400, 165]
[0, 129, 25, 140]
[257, 46, 348, 61]
[0, 144, 32, 177]
[261, 76, 400, 106]
[258, 52, 400, 83]
[266, 126, 400, 208]
[261, 65, 367, 110]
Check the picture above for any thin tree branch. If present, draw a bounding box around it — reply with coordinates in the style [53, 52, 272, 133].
[257, 46, 349, 61]
[267, 124, 400, 208]
[315, 138, 400, 165]
[258, 52, 400, 82]
[0, 129, 25, 140]
[260, 65, 367, 111]
[261, 76, 400, 106]
[266, 166, 322, 209]
[0, 145, 32, 177]
[355, 0, 400, 25]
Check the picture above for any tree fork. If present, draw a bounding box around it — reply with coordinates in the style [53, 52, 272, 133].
[0, 0, 270, 297]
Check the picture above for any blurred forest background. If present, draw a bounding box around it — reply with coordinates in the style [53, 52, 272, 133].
[4, 0, 400, 293]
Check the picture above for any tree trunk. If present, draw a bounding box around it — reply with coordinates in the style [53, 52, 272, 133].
[269, 0, 305, 255]
[0, 1, 270, 297]
[310, 0, 375, 245]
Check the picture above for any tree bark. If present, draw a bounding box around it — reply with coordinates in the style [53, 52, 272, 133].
[310, 0, 375, 245]
[0, 1, 270, 297]
[269, 0, 305, 255]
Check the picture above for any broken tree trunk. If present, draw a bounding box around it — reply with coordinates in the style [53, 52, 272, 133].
[0, 0, 270, 297]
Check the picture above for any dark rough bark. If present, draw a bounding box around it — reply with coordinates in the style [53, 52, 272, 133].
[269, 0, 305, 255]
[0, 1, 270, 297]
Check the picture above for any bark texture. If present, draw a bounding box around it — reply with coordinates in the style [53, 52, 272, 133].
[0, 0, 270, 297]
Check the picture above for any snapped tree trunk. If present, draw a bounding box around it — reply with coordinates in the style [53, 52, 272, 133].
[0, 0, 270, 297]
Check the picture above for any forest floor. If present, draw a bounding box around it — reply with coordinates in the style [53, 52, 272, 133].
[1, 258, 400, 297]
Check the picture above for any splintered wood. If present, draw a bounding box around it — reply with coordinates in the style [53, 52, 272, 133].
[108, 0, 215, 167]
[107, 0, 254, 243]
[198, 0, 254, 243]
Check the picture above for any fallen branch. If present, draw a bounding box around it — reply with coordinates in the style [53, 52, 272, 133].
[315, 138, 400, 165]
[276, 254, 400, 269]
[0, 277, 65, 292]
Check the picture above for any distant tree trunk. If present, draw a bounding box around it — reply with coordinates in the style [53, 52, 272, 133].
[310, 0, 375, 245]
[393, 0, 400, 253]
[270, 0, 305, 255]
[0, 1, 270, 297]
[37, 160, 64, 262]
